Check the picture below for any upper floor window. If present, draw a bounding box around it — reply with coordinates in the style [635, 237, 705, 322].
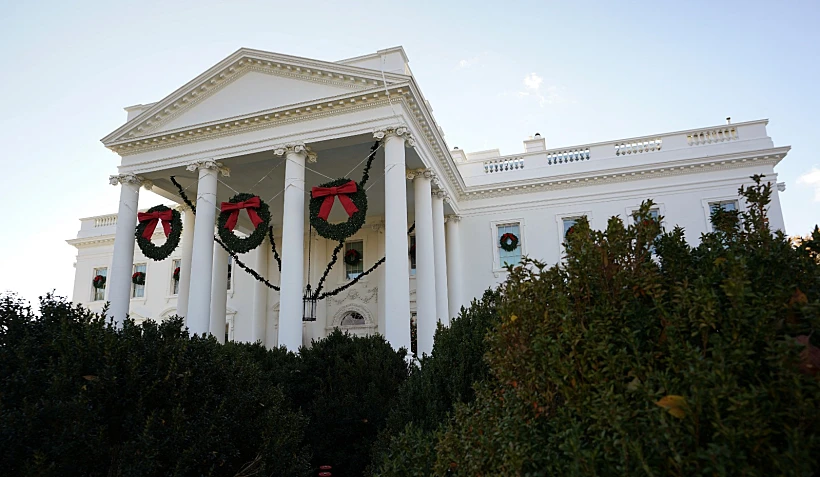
[92, 267, 107, 302]
[497, 223, 521, 267]
[709, 200, 738, 213]
[171, 259, 181, 295]
[563, 217, 583, 239]
[132, 263, 146, 299]
[345, 240, 364, 280]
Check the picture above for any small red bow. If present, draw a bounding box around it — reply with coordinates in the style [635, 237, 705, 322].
[220, 196, 264, 231]
[311, 181, 359, 220]
[137, 210, 173, 240]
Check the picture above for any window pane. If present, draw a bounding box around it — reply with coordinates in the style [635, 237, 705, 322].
[497, 224, 521, 267]
[93, 267, 107, 301]
[345, 241, 364, 280]
[563, 218, 578, 237]
[132, 264, 146, 298]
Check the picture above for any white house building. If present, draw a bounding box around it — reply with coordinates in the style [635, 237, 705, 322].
[68, 46, 790, 354]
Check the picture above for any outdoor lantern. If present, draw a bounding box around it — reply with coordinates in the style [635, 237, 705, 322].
[302, 284, 317, 322]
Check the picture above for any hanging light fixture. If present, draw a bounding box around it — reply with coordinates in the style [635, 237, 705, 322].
[303, 284, 317, 322]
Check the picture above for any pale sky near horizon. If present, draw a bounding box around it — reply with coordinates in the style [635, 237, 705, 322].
[1, 0, 818, 308]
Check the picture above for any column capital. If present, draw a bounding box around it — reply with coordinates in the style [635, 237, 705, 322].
[373, 125, 415, 147]
[406, 168, 435, 181]
[186, 160, 231, 177]
[445, 214, 462, 223]
[273, 142, 317, 163]
[109, 173, 151, 189]
[433, 189, 448, 200]
[175, 203, 192, 212]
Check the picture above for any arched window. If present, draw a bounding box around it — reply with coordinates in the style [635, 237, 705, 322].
[340, 311, 366, 326]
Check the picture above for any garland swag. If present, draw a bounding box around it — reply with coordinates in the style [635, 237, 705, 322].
[135, 205, 182, 261]
[217, 193, 271, 254]
[499, 232, 519, 252]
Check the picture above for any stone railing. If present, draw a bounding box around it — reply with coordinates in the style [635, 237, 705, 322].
[94, 214, 118, 227]
[547, 148, 591, 165]
[687, 126, 738, 146]
[484, 157, 525, 173]
[614, 139, 662, 156]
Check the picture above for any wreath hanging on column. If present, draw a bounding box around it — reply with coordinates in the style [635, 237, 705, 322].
[309, 178, 368, 241]
[92, 275, 106, 289]
[136, 205, 183, 261]
[499, 232, 519, 252]
[217, 193, 271, 254]
[344, 248, 362, 266]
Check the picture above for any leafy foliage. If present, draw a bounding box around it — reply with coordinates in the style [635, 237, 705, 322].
[432, 176, 820, 476]
[370, 289, 501, 476]
[0, 295, 310, 477]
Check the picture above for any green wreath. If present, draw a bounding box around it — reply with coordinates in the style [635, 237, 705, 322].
[135, 205, 182, 261]
[344, 248, 362, 266]
[309, 178, 368, 242]
[217, 193, 271, 254]
[499, 232, 519, 252]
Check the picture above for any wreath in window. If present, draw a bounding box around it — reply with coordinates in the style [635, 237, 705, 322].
[92, 275, 106, 289]
[217, 193, 271, 254]
[499, 232, 519, 252]
[172, 267, 180, 281]
[408, 243, 416, 261]
[344, 248, 362, 266]
[136, 205, 182, 261]
[309, 178, 368, 242]
[132, 272, 146, 285]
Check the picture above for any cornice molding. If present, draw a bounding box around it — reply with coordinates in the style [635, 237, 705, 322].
[460, 154, 781, 201]
[102, 48, 410, 145]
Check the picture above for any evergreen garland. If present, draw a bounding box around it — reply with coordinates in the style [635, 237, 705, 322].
[135, 205, 183, 261]
[309, 178, 368, 242]
[267, 227, 282, 272]
[217, 193, 271, 254]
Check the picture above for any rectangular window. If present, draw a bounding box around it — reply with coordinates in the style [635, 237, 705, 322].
[171, 259, 181, 295]
[409, 235, 416, 276]
[562, 217, 581, 238]
[227, 256, 233, 290]
[92, 267, 107, 302]
[132, 263, 146, 298]
[631, 209, 660, 223]
[709, 200, 738, 213]
[497, 223, 521, 267]
[345, 240, 364, 280]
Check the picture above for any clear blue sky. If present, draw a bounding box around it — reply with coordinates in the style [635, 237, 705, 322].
[1, 0, 818, 307]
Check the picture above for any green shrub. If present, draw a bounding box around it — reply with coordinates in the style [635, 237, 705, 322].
[433, 176, 820, 476]
[370, 289, 501, 476]
[286, 329, 409, 477]
[0, 296, 310, 477]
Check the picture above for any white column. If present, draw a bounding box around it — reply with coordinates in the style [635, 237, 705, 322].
[375, 126, 413, 352]
[431, 189, 450, 326]
[186, 160, 227, 336]
[252, 237, 269, 344]
[274, 142, 314, 351]
[412, 169, 437, 356]
[175, 207, 195, 320]
[107, 173, 144, 326]
[209, 242, 229, 343]
[445, 215, 465, 319]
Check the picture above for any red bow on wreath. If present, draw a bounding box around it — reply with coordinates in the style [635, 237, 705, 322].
[311, 181, 359, 220]
[221, 196, 264, 231]
[137, 210, 173, 240]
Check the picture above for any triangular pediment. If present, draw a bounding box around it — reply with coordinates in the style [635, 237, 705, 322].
[151, 69, 361, 134]
[103, 48, 409, 145]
